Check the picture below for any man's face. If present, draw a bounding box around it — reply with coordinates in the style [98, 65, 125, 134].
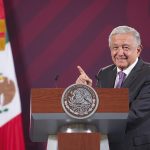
[110, 33, 141, 70]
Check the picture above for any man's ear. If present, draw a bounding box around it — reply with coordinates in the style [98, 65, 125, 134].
[137, 45, 142, 55]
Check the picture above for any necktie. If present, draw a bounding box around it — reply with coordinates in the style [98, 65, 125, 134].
[116, 71, 126, 88]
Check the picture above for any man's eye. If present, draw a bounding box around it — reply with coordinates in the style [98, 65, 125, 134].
[113, 47, 118, 50]
[124, 46, 129, 49]
[123, 46, 129, 50]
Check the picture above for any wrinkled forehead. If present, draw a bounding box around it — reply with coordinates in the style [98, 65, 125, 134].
[110, 33, 138, 46]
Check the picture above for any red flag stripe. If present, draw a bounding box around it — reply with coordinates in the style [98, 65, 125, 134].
[0, 114, 25, 150]
[0, 0, 5, 18]
[0, 32, 5, 37]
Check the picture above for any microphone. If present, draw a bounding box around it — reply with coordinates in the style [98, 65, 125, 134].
[54, 74, 59, 88]
[95, 75, 100, 87]
[95, 75, 99, 81]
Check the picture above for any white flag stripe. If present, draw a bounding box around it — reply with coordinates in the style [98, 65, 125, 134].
[0, 42, 21, 127]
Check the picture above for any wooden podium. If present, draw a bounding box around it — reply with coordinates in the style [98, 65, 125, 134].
[30, 88, 129, 150]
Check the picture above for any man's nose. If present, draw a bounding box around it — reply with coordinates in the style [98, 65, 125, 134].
[117, 47, 124, 54]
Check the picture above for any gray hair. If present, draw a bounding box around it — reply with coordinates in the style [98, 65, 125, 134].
[109, 26, 141, 47]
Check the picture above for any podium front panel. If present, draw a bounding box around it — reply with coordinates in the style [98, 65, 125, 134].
[30, 88, 129, 142]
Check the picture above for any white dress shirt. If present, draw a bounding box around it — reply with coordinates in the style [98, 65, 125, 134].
[114, 58, 138, 88]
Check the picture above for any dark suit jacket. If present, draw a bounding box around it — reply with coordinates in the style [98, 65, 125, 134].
[96, 58, 150, 150]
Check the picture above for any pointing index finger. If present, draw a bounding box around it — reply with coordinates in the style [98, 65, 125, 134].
[77, 66, 86, 75]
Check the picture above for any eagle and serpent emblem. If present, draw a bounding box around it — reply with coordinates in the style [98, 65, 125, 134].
[61, 84, 99, 119]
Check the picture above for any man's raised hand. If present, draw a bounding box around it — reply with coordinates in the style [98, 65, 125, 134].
[76, 66, 92, 86]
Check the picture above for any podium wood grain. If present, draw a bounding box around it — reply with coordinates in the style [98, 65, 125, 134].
[58, 133, 100, 150]
[31, 88, 129, 113]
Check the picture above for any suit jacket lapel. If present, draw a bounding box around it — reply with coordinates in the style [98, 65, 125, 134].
[108, 66, 117, 87]
[122, 59, 144, 88]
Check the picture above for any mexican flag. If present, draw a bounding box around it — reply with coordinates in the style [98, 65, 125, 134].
[0, 0, 25, 149]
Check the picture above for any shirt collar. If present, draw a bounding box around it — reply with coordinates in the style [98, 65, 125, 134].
[117, 58, 138, 77]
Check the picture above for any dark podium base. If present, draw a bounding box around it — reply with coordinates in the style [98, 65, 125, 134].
[58, 133, 100, 150]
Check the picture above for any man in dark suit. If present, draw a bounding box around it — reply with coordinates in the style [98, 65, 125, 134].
[76, 26, 150, 150]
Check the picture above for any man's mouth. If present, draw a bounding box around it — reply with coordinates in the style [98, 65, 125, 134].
[116, 57, 127, 61]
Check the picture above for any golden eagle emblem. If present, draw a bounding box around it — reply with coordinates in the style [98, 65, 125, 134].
[0, 74, 16, 113]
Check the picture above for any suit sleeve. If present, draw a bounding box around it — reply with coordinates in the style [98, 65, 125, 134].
[96, 69, 102, 88]
[128, 75, 150, 127]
